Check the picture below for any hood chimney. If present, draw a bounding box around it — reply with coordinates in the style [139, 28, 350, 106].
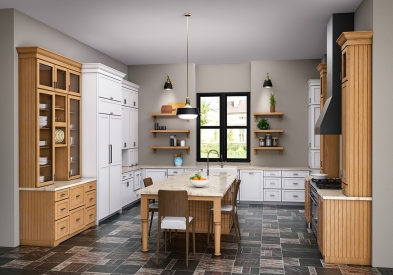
[315, 13, 354, 135]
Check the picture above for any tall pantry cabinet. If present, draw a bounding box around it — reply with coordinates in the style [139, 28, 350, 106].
[81, 63, 126, 221]
[308, 79, 320, 170]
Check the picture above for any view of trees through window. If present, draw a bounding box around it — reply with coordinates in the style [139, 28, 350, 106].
[197, 93, 250, 162]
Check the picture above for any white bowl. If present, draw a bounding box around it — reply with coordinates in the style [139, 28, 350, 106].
[311, 173, 329, 179]
[189, 179, 209, 188]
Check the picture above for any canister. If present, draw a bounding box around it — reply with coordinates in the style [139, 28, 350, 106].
[272, 137, 279, 147]
[259, 136, 265, 147]
[265, 134, 272, 147]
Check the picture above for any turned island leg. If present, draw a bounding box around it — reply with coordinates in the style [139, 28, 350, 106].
[213, 197, 221, 256]
[141, 195, 149, 252]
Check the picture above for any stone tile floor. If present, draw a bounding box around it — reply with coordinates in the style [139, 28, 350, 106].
[0, 203, 392, 275]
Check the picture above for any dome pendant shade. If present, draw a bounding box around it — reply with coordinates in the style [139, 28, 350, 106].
[164, 75, 173, 90]
[176, 97, 199, 120]
[263, 73, 273, 88]
[177, 12, 198, 120]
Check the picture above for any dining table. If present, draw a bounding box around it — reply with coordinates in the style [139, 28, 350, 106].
[137, 171, 237, 256]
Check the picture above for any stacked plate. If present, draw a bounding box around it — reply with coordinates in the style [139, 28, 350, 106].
[55, 128, 65, 144]
[39, 103, 48, 109]
[39, 140, 47, 146]
[39, 116, 48, 128]
[39, 175, 45, 183]
[40, 157, 48, 165]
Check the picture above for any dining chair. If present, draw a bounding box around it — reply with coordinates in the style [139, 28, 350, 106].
[207, 179, 242, 245]
[143, 177, 159, 236]
[156, 190, 195, 267]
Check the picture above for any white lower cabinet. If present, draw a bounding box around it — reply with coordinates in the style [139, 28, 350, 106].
[143, 169, 168, 184]
[281, 170, 309, 202]
[263, 170, 281, 202]
[264, 189, 281, 201]
[282, 190, 304, 202]
[168, 168, 184, 177]
[133, 169, 142, 201]
[121, 172, 134, 207]
[239, 170, 263, 201]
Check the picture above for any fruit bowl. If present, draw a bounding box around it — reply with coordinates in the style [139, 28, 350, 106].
[189, 179, 209, 188]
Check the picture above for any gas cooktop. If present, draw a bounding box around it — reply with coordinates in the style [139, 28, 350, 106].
[311, 178, 342, 190]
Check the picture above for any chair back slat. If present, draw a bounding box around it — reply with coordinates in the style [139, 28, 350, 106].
[143, 177, 153, 188]
[158, 190, 189, 218]
[232, 179, 241, 209]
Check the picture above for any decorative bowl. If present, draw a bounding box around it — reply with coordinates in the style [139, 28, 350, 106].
[189, 179, 209, 188]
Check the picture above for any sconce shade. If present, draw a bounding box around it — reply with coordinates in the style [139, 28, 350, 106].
[164, 75, 173, 90]
[263, 73, 273, 88]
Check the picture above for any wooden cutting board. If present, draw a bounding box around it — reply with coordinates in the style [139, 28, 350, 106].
[168, 101, 185, 114]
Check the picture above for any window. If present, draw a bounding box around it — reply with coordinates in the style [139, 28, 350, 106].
[196, 92, 250, 162]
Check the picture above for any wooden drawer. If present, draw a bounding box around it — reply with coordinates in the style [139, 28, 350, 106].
[264, 170, 281, 177]
[86, 181, 96, 192]
[55, 216, 69, 240]
[282, 170, 309, 178]
[85, 190, 96, 208]
[282, 178, 305, 189]
[263, 178, 281, 189]
[264, 189, 281, 201]
[85, 206, 96, 224]
[55, 189, 69, 202]
[54, 199, 69, 221]
[282, 190, 305, 202]
[69, 206, 85, 234]
[69, 185, 85, 210]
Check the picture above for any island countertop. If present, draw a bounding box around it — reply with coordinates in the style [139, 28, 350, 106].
[137, 172, 237, 197]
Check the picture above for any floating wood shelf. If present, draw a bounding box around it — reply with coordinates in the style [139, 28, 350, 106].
[150, 146, 190, 155]
[253, 146, 283, 155]
[254, 129, 284, 138]
[150, 130, 190, 138]
[254, 112, 284, 122]
[150, 113, 189, 122]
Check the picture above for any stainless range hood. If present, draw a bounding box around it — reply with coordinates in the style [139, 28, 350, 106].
[315, 13, 353, 135]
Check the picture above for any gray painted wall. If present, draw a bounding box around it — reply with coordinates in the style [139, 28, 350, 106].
[370, 0, 393, 269]
[0, 8, 128, 247]
[130, 60, 319, 167]
[128, 64, 197, 166]
[355, 0, 373, 31]
[0, 9, 18, 247]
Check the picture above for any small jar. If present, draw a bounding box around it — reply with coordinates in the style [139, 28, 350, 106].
[259, 137, 265, 147]
[170, 135, 174, 146]
[272, 137, 279, 147]
[265, 134, 272, 147]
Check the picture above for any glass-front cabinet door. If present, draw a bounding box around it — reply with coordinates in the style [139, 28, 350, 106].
[69, 70, 81, 96]
[37, 60, 55, 91]
[38, 90, 55, 187]
[54, 65, 68, 94]
[68, 95, 81, 179]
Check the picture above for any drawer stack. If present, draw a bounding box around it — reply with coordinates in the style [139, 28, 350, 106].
[20, 180, 96, 247]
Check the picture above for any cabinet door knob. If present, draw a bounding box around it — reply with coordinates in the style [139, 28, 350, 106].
[76, 218, 80, 221]
[76, 194, 80, 198]
[61, 208, 66, 211]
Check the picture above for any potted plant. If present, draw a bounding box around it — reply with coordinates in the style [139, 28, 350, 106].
[257, 118, 270, 130]
[270, 93, 276, 112]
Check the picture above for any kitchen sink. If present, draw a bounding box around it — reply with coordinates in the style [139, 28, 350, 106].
[202, 167, 237, 173]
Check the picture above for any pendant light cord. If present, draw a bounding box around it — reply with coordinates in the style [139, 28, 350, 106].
[185, 13, 190, 98]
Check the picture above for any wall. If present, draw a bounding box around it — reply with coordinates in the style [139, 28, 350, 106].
[0, 9, 18, 247]
[251, 60, 320, 167]
[0, 8, 129, 247]
[354, 0, 373, 31]
[369, 0, 393, 269]
[128, 64, 197, 166]
[130, 61, 319, 167]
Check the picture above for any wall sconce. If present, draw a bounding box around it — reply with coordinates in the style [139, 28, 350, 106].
[164, 75, 173, 90]
[263, 73, 273, 88]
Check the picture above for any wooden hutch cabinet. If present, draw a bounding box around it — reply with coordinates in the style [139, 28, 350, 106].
[316, 63, 340, 178]
[337, 31, 373, 197]
[17, 47, 82, 187]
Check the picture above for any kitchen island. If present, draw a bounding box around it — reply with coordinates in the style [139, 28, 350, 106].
[137, 172, 237, 256]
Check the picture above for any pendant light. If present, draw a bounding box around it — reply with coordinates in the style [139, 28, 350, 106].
[176, 12, 199, 120]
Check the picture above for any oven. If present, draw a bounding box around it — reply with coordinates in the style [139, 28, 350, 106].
[309, 181, 319, 238]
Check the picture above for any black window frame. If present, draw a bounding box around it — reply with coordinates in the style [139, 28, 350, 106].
[196, 92, 250, 163]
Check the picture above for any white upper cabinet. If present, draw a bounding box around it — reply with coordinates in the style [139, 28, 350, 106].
[308, 79, 320, 105]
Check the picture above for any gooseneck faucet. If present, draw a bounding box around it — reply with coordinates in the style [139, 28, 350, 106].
[207, 149, 219, 176]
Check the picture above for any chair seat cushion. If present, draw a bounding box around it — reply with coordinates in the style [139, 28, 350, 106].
[210, 205, 235, 212]
[149, 202, 159, 210]
[161, 217, 193, 230]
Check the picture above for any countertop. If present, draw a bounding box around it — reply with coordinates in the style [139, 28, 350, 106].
[123, 165, 310, 173]
[305, 176, 372, 201]
[137, 172, 237, 197]
[19, 177, 96, 191]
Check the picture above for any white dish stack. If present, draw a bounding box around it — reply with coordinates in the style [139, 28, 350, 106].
[40, 157, 48, 165]
[39, 116, 48, 128]
[39, 103, 48, 109]
[39, 175, 45, 183]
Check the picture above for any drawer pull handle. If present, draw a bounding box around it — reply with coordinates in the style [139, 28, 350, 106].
[76, 218, 80, 221]
[270, 195, 275, 197]
[293, 195, 298, 198]
[61, 208, 66, 211]
[60, 194, 65, 197]
[76, 195, 80, 198]
[90, 214, 94, 217]
[90, 186, 93, 189]
[293, 182, 299, 185]
[248, 172, 254, 175]
[90, 198, 94, 201]
[270, 182, 275, 184]
[293, 173, 298, 176]
[270, 173, 274, 175]
[61, 226, 66, 230]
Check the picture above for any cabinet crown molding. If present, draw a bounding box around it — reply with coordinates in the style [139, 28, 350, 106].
[81, 63, 126, 80]
[122, 79, 140, 90]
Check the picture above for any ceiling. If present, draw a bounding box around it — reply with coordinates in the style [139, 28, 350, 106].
[0, 0, 363, 65]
